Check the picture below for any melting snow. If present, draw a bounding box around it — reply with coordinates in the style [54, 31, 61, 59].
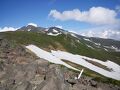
[53, 29, 59, 33]
[26, 45, 120, 80]
[26, 45, 79, 71]
[47, 32, 61, 36]
[104, 46, 120, 52]
[71, 33, 77, 38]
[28, 29, 31, 31]
[83, 38, 101, 47]
[86, 45, 94, 49]
[111, 46, 120, 52]
[94, 43, 101, 46]
[104, 48, 108, 51]
[83, 38, 92, 42]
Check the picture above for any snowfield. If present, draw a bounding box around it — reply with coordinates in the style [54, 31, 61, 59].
[26, 45, 120, 80]
[26, 45, 79, 71]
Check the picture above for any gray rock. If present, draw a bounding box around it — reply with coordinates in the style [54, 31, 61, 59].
[14, 81, 32, 90]
[0, 41, 120, 90]
[90, 80, 97, 87]
[66, 79, 77, 86]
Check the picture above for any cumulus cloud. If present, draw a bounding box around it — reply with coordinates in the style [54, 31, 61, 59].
[28, 23, 37, 27]
[0, 27, 18, 32]
[80, 29, 120, 41]
[49, 7, 119, 25]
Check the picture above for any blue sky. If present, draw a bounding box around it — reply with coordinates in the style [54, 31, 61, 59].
[0, 0, 120, 40]
[0, 0, 119, 27]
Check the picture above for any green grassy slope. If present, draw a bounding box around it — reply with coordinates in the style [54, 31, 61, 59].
[0, 31, 120, 65]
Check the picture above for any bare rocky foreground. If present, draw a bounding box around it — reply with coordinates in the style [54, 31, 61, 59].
[0, 38, 120, 90]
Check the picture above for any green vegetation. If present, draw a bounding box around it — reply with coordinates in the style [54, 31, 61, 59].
[1, 31, 120, 65]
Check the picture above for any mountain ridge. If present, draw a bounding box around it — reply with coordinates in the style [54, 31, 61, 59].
[0, 29, 120, 65]
[16, 25, 120, 52]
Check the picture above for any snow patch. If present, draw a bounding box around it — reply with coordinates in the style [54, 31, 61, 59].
[53, 29, 59, 33]
[26, 44, 120, 80]
[86, 45, 94, 49]
[51, 50, 120, 80]
[94, 43, 101, 46]
[26, 45, 79, 71]
[47, 32, 61, 36]
[104, 48, 108, 51]
[111, 46, 120, 52]
[104, 46, 120, 52]
[83, 38, 101, 46]
[76, 40, 80, 43]
[28, 29, 31, 31]
[83, 38, 92, 42]
[71, 33, 77, 38]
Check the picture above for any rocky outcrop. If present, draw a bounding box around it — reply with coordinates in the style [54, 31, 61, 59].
[0, 38, 119, 90]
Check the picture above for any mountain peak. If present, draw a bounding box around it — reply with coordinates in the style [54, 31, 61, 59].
[27, 23, 37, 27]
[17, 24, 46, 32]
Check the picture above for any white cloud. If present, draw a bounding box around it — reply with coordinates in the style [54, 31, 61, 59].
[28, 23, 37, 27]
[55, 25, 63, 29]
[49, 7, 119, 25]
[80, 29, 120, 41]
[0, 27, 18, 32]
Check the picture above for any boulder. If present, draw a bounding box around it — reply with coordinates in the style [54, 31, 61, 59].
[90, 80, 97, 87]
